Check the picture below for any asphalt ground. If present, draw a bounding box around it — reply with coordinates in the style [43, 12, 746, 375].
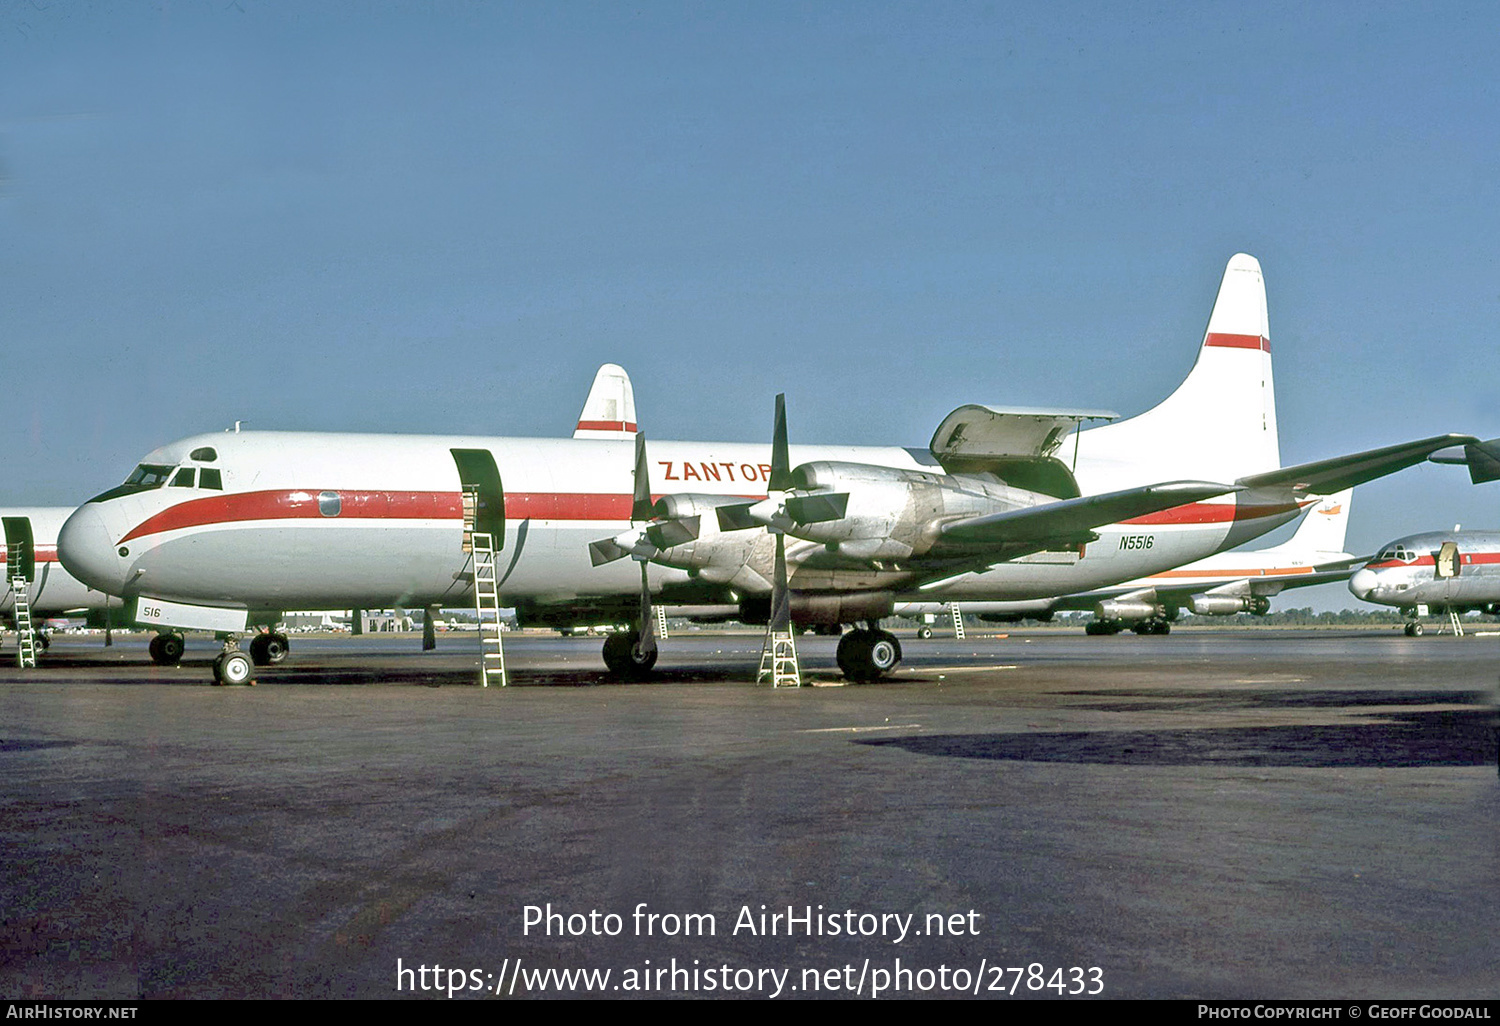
[1, 627, 1496, 1000]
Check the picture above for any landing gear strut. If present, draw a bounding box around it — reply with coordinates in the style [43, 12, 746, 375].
[836, 623, 903, 681]
[148, 631, 186, 665]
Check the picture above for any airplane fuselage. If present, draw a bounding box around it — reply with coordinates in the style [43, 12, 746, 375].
[57, 429, 1300, 619]
[1348, 531, 1500, 612]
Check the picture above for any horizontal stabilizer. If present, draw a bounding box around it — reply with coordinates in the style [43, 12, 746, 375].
[1428, 437, 1500, 485]
[1237, 434, 1478, 494]
[940, 480, 1239, 546]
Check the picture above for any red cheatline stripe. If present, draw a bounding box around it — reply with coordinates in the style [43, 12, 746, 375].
[118, 490, 646, 543]
[1122, 501, 1304, 526]
[1149, 566, 1315, 580]
[0, 547, 59, 564]
[1368, 551, 1500, 569]
[1204, 332, 1270, 352]
[575, 420, 638, 432]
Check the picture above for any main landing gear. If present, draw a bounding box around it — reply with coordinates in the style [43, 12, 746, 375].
[1403, 622, 1424, 637]
[602, 629, 658, 680]
[836, 624, 903, 681]
[148, 631, 186, 665]
[248, 631, 291, 666]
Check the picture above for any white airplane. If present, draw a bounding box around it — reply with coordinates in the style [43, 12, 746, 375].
[56, 255, 1488, 683]
[895, 488, 1359, 634]
[1348, 528, 1500, 635]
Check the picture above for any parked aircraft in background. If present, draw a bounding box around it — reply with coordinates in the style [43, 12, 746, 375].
[2, 509, 125, 654]
[1348, 528, 1500, 635]
[895, 488, 1358, 634]
[57, 255, 1494, 683]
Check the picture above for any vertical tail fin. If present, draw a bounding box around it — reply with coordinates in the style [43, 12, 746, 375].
[1078, 254, 1279, 487]
[573, 364, 638, 439]
[1281, 488, 1354, 556]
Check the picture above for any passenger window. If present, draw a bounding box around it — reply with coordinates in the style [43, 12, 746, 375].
[199, 469, 223, 490]
[170, 468, 196, 488]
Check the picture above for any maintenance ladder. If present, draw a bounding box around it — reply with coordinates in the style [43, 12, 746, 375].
[11, 575, 36, 669]
[757, 627, 801, 688]
[950, 602, 966, 640]
[470, 531, 507, 686]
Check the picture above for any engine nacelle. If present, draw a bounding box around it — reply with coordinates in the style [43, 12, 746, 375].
[1096, 599, 1163, 621]
[648, 494, 765, 583]
[1189, 594, 1272, 616]
[739, 590, 896, 627]
[783, 461, 1044, 559]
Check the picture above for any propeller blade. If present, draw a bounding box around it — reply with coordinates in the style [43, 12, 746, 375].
[785, 492, 848, 525]
[589, 538, 630, 566]
[716, 503, 762, 532]
[769, 393, 793, 492]
[769, 532, 791, 633]
[631, 431, 655, 521]
[645, 515, 700, 550]
[636, 559, 658, 658]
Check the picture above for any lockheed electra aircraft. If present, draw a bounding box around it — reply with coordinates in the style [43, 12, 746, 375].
[2, 509, 124, 653]
[57, 255, 1492, 683]
[1348, 529, 1500, 635]
[894, 488, 1358, 634]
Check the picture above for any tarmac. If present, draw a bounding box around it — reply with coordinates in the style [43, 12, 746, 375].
[1, 627, 1496, 999]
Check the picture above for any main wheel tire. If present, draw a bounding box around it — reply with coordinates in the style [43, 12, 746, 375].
[213, 650, 254, 686]
[264, 632, 289, 664]
[151, 632, 185, 666]
[866, 631, 902, 677]
[602, 630, 657, 679]
[836, 629, 868, 678]
[917, 626, 933, 639]
[36, 633, 50, 652]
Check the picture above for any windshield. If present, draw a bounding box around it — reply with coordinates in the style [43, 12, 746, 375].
[87, 463, 176, 503]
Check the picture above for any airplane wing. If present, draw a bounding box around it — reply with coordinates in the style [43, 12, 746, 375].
[1237, 434, 1479, 494]
[938, 480, 1239, 546]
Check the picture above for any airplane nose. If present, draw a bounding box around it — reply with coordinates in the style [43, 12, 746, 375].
[58, 503, 132, 596]
[1348, 568, 1377, 601]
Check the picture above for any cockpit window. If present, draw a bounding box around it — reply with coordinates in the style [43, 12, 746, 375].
[199, 468, 223, 490]
[170, 468, 196, 488]
[189, 447, 218, 462]
[126, 464, 173, 487]
[1378, 546, 1417, 563]
[87, 464, 176, 503]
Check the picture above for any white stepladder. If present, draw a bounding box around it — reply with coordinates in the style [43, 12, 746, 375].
[1447, 608, 1466, 637]
[464, 483, 506, 687]
[756, 534, 801, 688]
[757, 624, 801, 688]
[656, 604, 669, 641]
[949, 602, 966, 640]
[11, 574, 37, 669]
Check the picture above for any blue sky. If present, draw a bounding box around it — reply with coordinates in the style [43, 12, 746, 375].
[3, 2, 1497, 609]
